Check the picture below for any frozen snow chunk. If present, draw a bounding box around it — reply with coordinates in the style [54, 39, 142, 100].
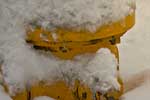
[82, 48, 119, 93]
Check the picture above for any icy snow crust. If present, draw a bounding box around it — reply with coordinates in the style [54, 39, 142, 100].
[34, 0, 135, 32]
[0, 0, 133, 96]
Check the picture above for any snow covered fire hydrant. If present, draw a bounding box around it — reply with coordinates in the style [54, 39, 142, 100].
[23, 13, 135, 100]
[0, 1, 135, 100]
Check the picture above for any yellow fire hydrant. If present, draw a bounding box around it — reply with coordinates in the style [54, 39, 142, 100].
[2, 11, 135, 100]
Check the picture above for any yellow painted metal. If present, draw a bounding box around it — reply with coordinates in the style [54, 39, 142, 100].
[12, 91, 28, 100]
[30, 81, 92, 100]
[30, 81, 75, 100]
[73, 80, 93, 100]
[26, 12, 135, 59]
[28, 76, 123, 100]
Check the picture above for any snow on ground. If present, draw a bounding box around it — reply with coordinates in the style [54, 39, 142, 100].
[0, 86, 12, 100]
[119, 0, 150, 99]
[119, 0, 150, 79]
[122, 81, 150, 100]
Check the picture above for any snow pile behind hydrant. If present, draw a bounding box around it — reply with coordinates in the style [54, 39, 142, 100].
[0, 0, 135, 96]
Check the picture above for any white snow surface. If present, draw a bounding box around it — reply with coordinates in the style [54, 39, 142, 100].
[0, 86, 12, 100]
[33, 96, 55, 100]
[122, 81, 150, 100]
[119, 0, 150, 99]
[119, 0, 150, 79]
[31, 0, 135, 32]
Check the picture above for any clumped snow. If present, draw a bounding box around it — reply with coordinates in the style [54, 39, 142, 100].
[82, 49, 119, 93]
[33, 96, 55, 100]
[1, 46, 119, 96]
[31, 0, 135, 32]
